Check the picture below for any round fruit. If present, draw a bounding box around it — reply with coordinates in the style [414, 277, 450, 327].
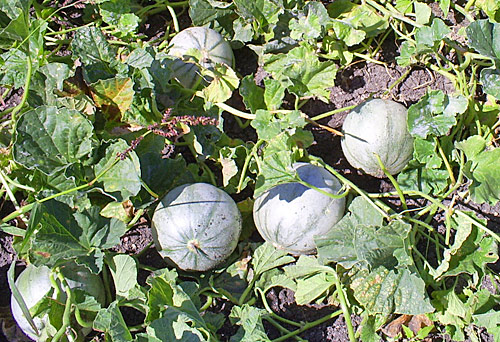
[10, 263, 105, 341]
[151, 183, 242, 271]
[169, 26, 234, 89]
[253, 163, 346, 255]
[341, 98, 414, 178]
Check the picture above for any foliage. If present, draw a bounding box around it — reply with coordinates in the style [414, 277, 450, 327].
[0, 0, 499, 341]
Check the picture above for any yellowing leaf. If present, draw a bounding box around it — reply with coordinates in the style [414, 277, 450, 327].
[90, 77, 134, 122]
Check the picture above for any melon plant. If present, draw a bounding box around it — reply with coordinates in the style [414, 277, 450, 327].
[10, 263, 105, 341]
[151, 183, 242, 271]
[341, 98, 414, 178]
[253, 163, 346, 255]
[169, 26, 234, 89]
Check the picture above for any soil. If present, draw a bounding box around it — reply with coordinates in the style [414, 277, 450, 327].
[0, 2, 499, 342]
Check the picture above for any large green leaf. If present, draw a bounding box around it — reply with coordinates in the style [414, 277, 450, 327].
[13, 106, 96, 176]
[284, 256, 336, 304]
[94, 139, 142, 201]
[146, 269, 210, 340]
[28, 200, 127, 273]
[457, 135, 500, 205]
[316, 196, 387, 268]
[234, 0, 282, 33]
[108, 254, 138, 297]
[263, 45, 338, 102]
[188, 0, 234, 26]
[289, 1, 330, 40]
[466, 20, 500, 61]
[0, 0, 31, 46]
[71, 26, 116, 65]
[407, 90, 467, 139]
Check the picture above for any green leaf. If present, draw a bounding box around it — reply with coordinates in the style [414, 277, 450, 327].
[475, 0, 500, 23]
[289, 1, 330, 40]
[233, 18, 253, 44]
[239, 75, 265, 112]
[263, 78, 285, 110]
[71, 26, 116, 65]
[349, 266, 434, 315]
[439, 223, 498, 278]
[474, 312, 500, 341]
[428, 215, 473, 279]
[254, 269, 296, 294]
[480, 68, 500, 99]
[234, 0, 282, 33]
[147, 314, 208, 342]
[263, 45, 338, 102]
[252, 242, 295, 277]
[94, 301, 133, 341]
[343, 3, 388, 37]
[99, 0, 139, 37]
[188, 0, 234, 26]
[316, 196, 391, 268]
[466, 20, 500, 61]
[285, 255, 334, 279]
[414, 138, 442, 168]
[146, 269, 176, 322]
[94, 139, 142, 201]
[397, 163, 450, 195]
[414, 2, 431, 25]
[457, 136, 500, 205]
[318, 219, 411, 270]
[126, 48, 154, 69]
[0, 0, 31, 46]
[197, 63, 239, 104]
[108, 254, 138, 297]
[414, 18, 451, 48]
[230, 305, 271, 342]
[455, 135, 487, 160]
[251, 109, 307, 141]
[407, 90, 467, 139]
[0, 49, 29, 88]
[294, 272, 335, 305]
[28, 200, 127, 273]
[13, 106, 96, 176]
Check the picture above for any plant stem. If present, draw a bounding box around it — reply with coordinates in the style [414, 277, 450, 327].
[9, 53, 32, 136]
[215, 102, 256, 120]
[1, 157, 121, 224]
[265, 317, 307, 342]
[333, 271, 357, 342]
[257, 288, 302, 328]
[271, 309, 343, 342]
[52, 275, 73, 342]
[321, 162, 391, 219]
[374, 154, 408, 212]
[311, 104, 357, 121]
[365, 0, 423, 28]
[434, 137, 456, 185]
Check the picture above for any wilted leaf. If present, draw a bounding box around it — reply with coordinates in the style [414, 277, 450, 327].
[230, 305, 271, 342]
[90, 77, 134, 122]
[349, 266, 434, 315]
